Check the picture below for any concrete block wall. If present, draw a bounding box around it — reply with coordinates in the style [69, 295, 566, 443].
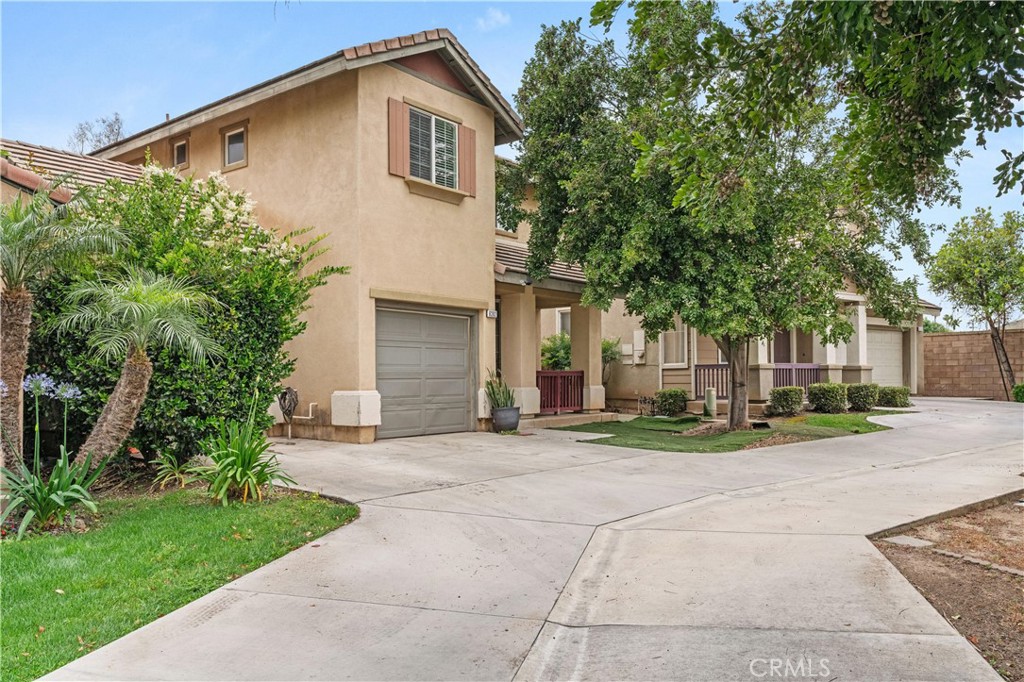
[921, 329, 1023, 400]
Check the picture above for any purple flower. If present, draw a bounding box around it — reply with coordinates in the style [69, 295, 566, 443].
[0, 379, 7, 398]
[54, 382, 82, 401]
[22, 373, 56, 398]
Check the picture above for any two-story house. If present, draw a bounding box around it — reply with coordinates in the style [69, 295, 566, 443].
[90, 29, 607, 443]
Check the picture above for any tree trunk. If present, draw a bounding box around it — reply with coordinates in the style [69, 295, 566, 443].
[988, 324, 1017, 400]
[725, 336, 750, 430]
[1, 287, 33, 468]
[77, 348, 153, 466]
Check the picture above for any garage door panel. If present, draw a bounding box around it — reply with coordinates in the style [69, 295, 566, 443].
[425, 377, 470, 399]
[376, 309, 471, 439]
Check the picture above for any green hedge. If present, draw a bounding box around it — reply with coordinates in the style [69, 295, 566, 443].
[847, 383, 880, 412]
[29, 168, 343, 461]
[807, 382, 847, 413]
[767, 386, 804, 417]
[877, 386, 912, 408]
[1013, 384, 1024, 403]
[654, 389, 689, 416]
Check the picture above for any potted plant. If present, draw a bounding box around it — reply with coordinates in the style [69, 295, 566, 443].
[485, 370, 520, 433]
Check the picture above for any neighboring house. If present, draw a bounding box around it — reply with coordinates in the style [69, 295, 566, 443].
[85, 29, 606, 443]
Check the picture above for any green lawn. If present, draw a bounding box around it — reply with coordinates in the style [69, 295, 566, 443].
[0, 489, 358, 682]
[556, 411, 897, 453]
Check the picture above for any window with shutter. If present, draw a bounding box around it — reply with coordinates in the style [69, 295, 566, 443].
[406, 106, 458, 189]
[409, 109, 432, 181]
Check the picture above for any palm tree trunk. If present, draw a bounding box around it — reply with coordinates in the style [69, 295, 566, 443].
[1, 287, 33, 467]
[77, 348, 153, 466]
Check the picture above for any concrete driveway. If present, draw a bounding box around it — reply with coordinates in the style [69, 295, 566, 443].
[47, 398, 1023, 681]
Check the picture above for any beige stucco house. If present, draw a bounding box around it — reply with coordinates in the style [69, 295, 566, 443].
[86, 29, 606, 443]
[4, 28, 937, 442]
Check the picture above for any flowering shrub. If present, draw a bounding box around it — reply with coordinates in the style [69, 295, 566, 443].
[30, 165, 346, 461]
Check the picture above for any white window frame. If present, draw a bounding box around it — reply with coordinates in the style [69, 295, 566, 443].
[172, 140, 188, 168]
[659, 318, 689, 368]
[409, 107, 458, 189]
[555, 308, 571, 335]
[223, 126, 247, 168]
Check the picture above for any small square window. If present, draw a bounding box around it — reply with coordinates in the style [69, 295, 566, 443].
[173, 140, 188, 167]
[225, 129, 245, 166]
[220, 122, 248, 170]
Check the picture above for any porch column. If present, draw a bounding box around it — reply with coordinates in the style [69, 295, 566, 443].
[499, 288, 540, 416]
[570, 303, 605, 412]
[812, 332, 844, 383]
[842, 303, 872, 384]
[747, 338, 774, 401]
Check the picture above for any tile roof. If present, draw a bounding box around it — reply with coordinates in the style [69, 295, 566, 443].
[2, 139, 143, 193]
[95, 28, 523, 157]
[495, 240, 586, 284]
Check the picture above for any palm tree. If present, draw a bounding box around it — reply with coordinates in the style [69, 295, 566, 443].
[0, 184, 121, 465]
[53, 268, 222, 465]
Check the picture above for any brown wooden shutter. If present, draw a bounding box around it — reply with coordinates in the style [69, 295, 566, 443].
[457, 124, 476, 197]
[388, 98, 409, 177]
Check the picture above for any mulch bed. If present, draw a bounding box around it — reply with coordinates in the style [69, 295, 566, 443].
[875, 502, 1024, 681]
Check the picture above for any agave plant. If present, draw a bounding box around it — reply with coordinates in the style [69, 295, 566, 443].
[192, 387, 295, 505]
[0, 447, 106, 539]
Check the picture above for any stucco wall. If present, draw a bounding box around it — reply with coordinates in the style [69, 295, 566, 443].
[107, 61, 501, 431]
[922, 329, 1023, 400]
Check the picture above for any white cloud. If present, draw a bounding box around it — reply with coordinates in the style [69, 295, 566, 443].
[475, 7, 510, 32]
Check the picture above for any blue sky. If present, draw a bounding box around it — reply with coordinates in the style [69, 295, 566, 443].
[2, 1, 1020, 320]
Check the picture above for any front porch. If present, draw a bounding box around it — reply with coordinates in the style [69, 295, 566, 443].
[494, 242, 605, 419]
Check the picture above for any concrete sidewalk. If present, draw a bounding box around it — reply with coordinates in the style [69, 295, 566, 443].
[46, 398, 1023, 681]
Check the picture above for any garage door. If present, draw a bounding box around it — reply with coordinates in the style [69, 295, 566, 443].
[376, 309, 472, 439]
[867, 328, 904, 387]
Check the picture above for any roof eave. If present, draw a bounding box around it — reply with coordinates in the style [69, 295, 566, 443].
[94, 34, 521, 158]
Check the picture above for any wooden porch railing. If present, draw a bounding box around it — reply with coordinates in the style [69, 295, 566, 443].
[694, 364, 730, 399]
[537, 370, 584, 415]
[773, 363, 821, 393]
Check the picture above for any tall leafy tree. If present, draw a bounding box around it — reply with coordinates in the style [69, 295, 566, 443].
[53, 268, 221, 464]
[928, 209, 1023, 399]
[593, 0, 1024, 200]
[518, 11, 932, 428]
[0, 186, 121, 464]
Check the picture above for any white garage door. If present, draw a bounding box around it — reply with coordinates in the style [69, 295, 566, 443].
[867, 328, 904, 387]
[376, 309, 472, 439]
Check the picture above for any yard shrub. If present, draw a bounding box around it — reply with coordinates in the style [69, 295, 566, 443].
[28, 166, 345, 461]
[1014, 384, 1024, 403]
[192, 388, 295, 505]
[767, 386, 804, 417]
[846, 383, 880, 412]
[877, 386, 912, 408]
[540, 332, 572, 370]
[807, 382, 847, 413]
[653, 388, 689, 416]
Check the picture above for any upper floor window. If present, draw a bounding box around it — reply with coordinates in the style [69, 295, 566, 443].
[388, 98, 476, 202]
[172, 138, 189, 168]
[221, 120, 248, 170]
[409, 107, 457, 189]
[661, 318, 688, 367]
